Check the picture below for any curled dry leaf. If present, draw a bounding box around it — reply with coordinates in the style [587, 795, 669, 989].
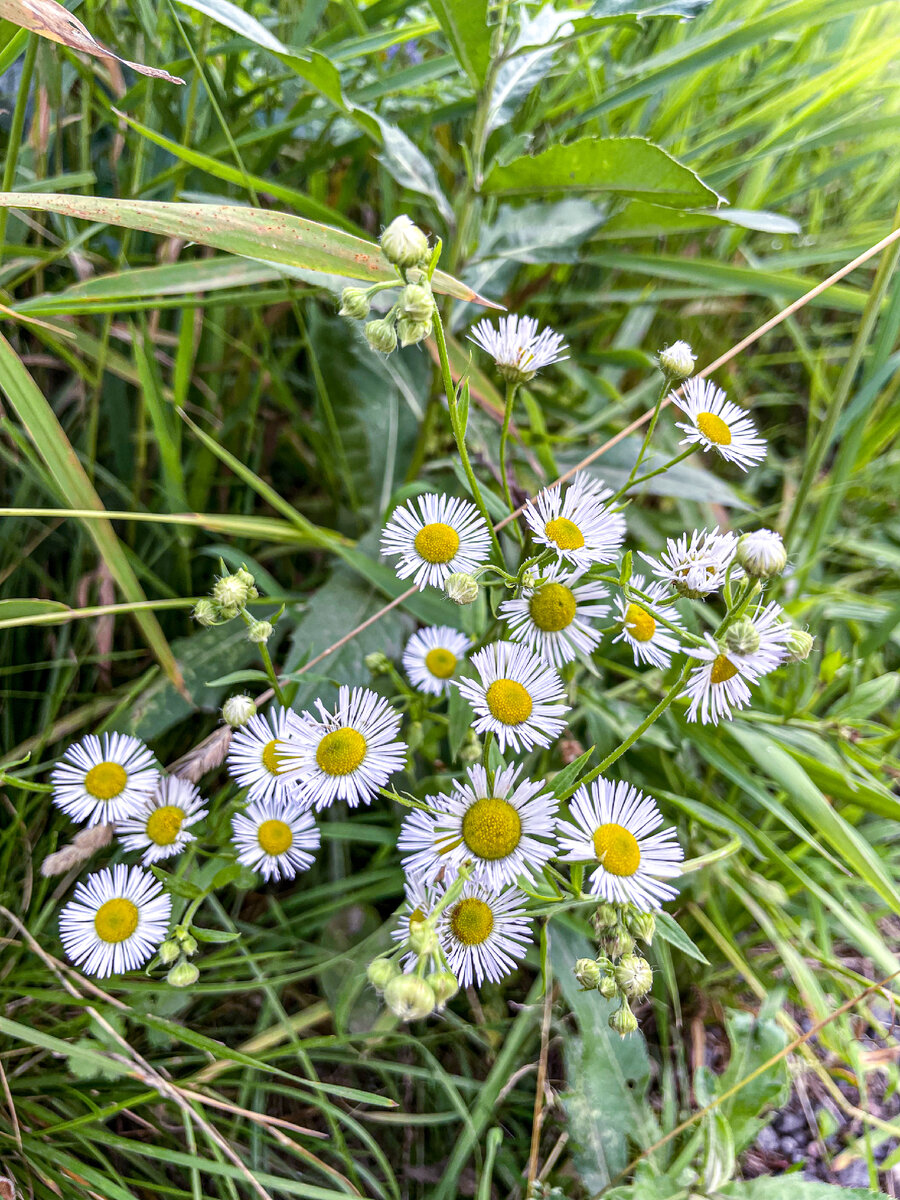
[0, 0, 185, 83]
[40, 822, 114, 876]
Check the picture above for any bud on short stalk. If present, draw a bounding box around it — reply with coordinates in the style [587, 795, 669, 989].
[736, 529, 787, 580]
[365, 318, 398, 354]
[380, 215, 429, 269]
[444, 572, 479, 605]
[383, 974, 435, 1021]
[192, 598, 218, 627]
[339, 287, 371, 320]
[786, 628, 814, 662]
[223, 694, 257, 728]
[574, 957, 603, 990]
[658, 341, 696, 381]
[615, 954, 653, 1001]
[364, 651, 392, 676]
[398, 317, 433, 347]
[610, 1000, 639, 1038]
[426, 970, 459, 1009]
[367, 957, 399, 992]
[167, 960, 200, 988]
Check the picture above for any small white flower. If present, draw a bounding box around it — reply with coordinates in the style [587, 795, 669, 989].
[117, 776, 208, 864]
[499, 565, 608, 668]
[284, 686, 406, 809]
[399, 763, 558, 891]
[736, 529, 787, 579]
[681, 601, 792, 724]
[438, 880, 533, 987]
[455, 640, 570, 754]
[232, 799, 320, 881]
[403, 625, 472, 695]
[51, 733, 159, 826]
[612, 573, 685, 669]
[59, 863, 172, 978]
[523, 471, 625, 569]
[557, 779, 683, 911]
[391, 876, 442, 972]
[640, 526, 738, 599]
[381, 493, 492, 591]
[672, 377, 766, 471]
[468, 314, 568, 384]
[226, 707, 303, 805]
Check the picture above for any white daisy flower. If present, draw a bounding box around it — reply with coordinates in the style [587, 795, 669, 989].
[682, 601, 792, 725]
[226, 707, 303, 805]
[117, 776, 208, 864]
[499, 565, 608, 668]
[672, 377, 766, 471]
[403, 625, 472, 695]
[468, 314, 568, 384]
[51, 733, 159, 826]
[438, 881, 532, 987]
[59, 863, 172, 978]
[232, 799, 320, 881]
[391, 876, 442, 972]
[380, 493, 492, 591]
[612, 573, 685, 669]
[640, 526, 738, 599]
[455, 640, 570, 754]
[523, 471, 626, 569]
[284, 686, 406, 809]
[557, 779, 683, 911]
[399, 763, 558, 891]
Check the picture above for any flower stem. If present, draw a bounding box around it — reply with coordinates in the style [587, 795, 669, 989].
[611, 445, 698, 503]
[620, 374, 672, 494]
[499, 380, 518, 512]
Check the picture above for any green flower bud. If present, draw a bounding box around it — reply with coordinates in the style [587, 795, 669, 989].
[426, 970, 459, 1009]
[178, 932, 198, 957]
[365, 318, 398, 354]
[723, 617, 760, 657]
[192, 598, 218, 627]
[222, 694, 257, 728]
[400, 283, 434, 323]
[212, 574, 250, 618]
[159, 938, 180, 965]
[615, 954, 653, 1001]
[167, 960, 200, 988]
[574, 958, 603, 990]
[383, 974, 435, 1021]
[736, 529, 787, 580]
[458, 728, 482, 765]
[397, 316, 433, 347]
[408, 919, 438, 958]
[610, 1000, 639, 1038]
[603, 929, 635, 960]
[658, 341, 696, 381]
[628, 911, 656, 946]
[444, 572, 479, 605]
[380, 215, 429, 269]
[339, 286, 371, 320]
[234, 567, 258, 599]
[364, 651, 392, 676]
[592, 902, 620, 935]
[246, 619, 273, 645]
[599, 973, 619, 1001]
[786, 628, 814, 663]
[366, 957, 400, 992]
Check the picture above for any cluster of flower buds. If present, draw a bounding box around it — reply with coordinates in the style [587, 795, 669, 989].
[159, 923, 200, 988]
[339, 216, 437, 355]
[573, 902, 656, 1037]
[193, 566, 259, 627]
[366, 956, 460, 1022]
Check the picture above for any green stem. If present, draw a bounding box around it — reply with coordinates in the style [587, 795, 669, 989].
[499, 381, 518, 512]
[0, 34, 38, 264]
[611, 445, 698, 503]
[621, 374, 672, 493]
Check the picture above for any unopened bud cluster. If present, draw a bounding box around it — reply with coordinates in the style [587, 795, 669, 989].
[161, 924, 200, 989]
[193, 566, 260, 627]
[367, 954, 460, 1021]
[576, 902, 656, 1037]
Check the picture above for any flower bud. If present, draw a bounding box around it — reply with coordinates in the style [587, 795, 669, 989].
[167, 960, 200, 988]
[223, 694, 257, 728]
[192, 598, 218, 627]
[574, 958, 603, 990]
[458, 728, 482, 765]
[364, 651, 392, 676]
[383, 974, 435, 1021]
[426, 970, 459, 1009]
[786, 628, 814, 663]
[339, 286, 371, 320]
[366, 957, 400, 992]
[234, 567, 258, 598]
[365, 318, 398, 354]
[444, 572, 479, 605]
[408, 919, 438, 958]
[397, 316, 433, 347]
[615, 954, 653, 1001]
[599, 973, 619, 1001]
[592, 902, 620, 935]
[603, 929, 635, 960]
[736, 529, 787, 580]
[246, 619, 273, 645]
[213, 573, 250, 618]
[177, 932, 198, 957]
[723, 617, 760, 657]
[380, 215, 429, 269]
[159, 938, 180, 965]
[658, 341, 696, 380]
[610, 1000, 639, 1038]
[400, 283, 434, 323]
[628, 911, 656, 946]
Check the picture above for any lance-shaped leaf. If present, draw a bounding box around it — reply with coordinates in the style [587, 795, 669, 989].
[0, 193, 501, 307]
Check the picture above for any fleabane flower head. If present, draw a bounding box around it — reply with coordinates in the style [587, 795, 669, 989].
[523, 471, 626, 569]
[468, 314, 568, 384]
[612, 573, 685, 670]
[381, 493, 492, 591]
[226, 707, 303, 806]
[640, 526, 738, 599]
[391, 876, 443, 972]
[284, 686, 406, 809]
[438, 880, 533, 987]
[117, 776, 208, 864]
[403, 625, 472, 695]
[51, 733, 159, 826]
[557, 779, 683, 912]
[681, 601, 793, 724]
[399, 763, 558, 892]
[232, 799, 320, 881]
[59, 864, 172, 978]
[736, 528, 787, 579]
[455, 640, 570, 754]
[672, 377, 766, 471]
[499, 564, 608, 668]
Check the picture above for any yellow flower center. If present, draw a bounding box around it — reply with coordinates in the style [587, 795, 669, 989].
[544, 515, 585, 551]
[84, 761, 128, 800]
[624, 603, 656, 642]
[261, 738, 286, 776]
[696, 411, 732, 446]
[485, 679, 533, 726]
[409, 906, 427, 924]
[414, 522, 460, 564]
[316, 728, 367, 776]
[710, 654, 739, 684]
[592, 823, 641, 877]
[94, 897, 139, 944]
[257, 818, 293, 856]
[461, 797, 522, 860]
[145, 805, 186, 846]
[424, 647, 457, 679]
[529, 582, 577, 632]
[450, 897, 494, 946]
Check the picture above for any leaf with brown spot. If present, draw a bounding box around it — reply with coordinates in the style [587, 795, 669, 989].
[0, 0, 185, 82]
